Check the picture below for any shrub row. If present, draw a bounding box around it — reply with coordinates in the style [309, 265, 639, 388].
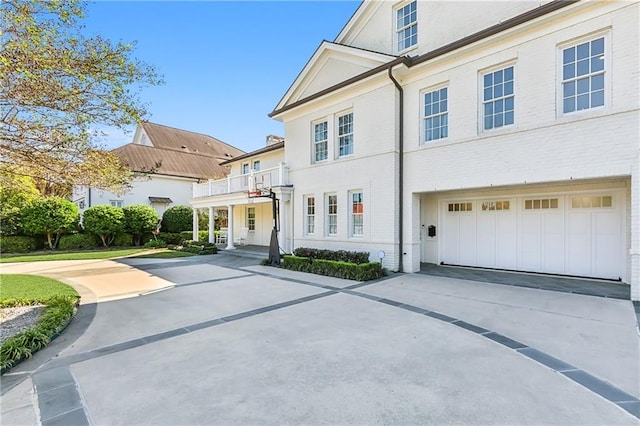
[179, 231, 210, 243]
[281, 255, 385, 281]
[0, 236, 44, 253]
[0, 296, 77, 372]
[292, 247, 370, 264]
[172, 241, 217, 255]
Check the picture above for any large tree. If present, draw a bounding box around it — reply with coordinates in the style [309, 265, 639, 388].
[0, 0, 162, 196]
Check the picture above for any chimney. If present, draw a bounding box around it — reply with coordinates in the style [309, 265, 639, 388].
[266, 135, 284, 146]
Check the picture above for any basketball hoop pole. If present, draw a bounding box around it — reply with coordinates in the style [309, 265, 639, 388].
[246, 188, 280, 265]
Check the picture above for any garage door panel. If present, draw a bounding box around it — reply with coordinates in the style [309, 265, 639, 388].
[495, 213, 517, 269]
[594, 211, 622, 279]
[477, 213, 496, 267]
[542, 212, 565, 274]
[438, 191, 623, 280]
[458, 213, 477, 266]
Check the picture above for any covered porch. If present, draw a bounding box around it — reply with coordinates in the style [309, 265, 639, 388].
[190, 186, 293, 254]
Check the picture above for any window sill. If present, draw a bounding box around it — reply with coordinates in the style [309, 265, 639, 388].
[397, 45, 418, 56]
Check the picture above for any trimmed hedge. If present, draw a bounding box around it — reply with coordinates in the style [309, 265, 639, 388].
[0, 236, 43, 253]
[292, 247, 370, 264]
[174, 241, 217, 255]
[179, 230, 210, 243]
[282, 255, 385, 281]
[157, 232, 183, 245]
[58, 233, 98, 250]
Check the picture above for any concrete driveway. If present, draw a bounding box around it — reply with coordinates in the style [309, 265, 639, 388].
[1, 253, 639, 425]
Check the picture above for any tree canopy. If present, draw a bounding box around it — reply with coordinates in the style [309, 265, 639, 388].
[21, 196, 79, 249]
[0, 0, 162, 196]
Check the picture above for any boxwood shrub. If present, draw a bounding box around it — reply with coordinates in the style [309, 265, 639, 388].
[157, 232, 183, 245]
[175, 241, 217, 255]
[292, 247, 370, 264]
[0, 236, 43, 253]
[281, 255, 385, 281]
[179, 230, 210, 243]
[58, 233, 98, 250]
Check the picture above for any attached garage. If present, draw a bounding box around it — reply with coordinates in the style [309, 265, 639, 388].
[437, 190, 625, 281]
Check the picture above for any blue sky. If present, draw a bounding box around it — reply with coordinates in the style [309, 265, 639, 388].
[84, 1, 360, 152]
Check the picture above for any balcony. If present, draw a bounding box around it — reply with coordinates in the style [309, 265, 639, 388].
[192, 163, 289, 198]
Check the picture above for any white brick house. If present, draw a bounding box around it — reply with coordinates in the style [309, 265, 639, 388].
[264, 1, 640, 299]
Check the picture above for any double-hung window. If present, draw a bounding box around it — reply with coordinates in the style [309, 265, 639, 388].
[252, 160, 260, 171]
[482, 66, 514, 130]
[110, 200, 123, 208]
[338, 112, 353, 157]
[561, 37, 605, 114]
[351, 192, 363, 237]
[246, 207, 255, 231]
[327, 194, 338, 236]
[314, 121, 328, 162]
[305, 196, 315, 235]
[396, 1, 417, 52]
[423, 87, 448, 142]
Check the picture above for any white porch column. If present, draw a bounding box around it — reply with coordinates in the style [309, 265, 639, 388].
[208, 207, 215, 244]
[279, 193, 289, 253]
[226, 205, 236, 250]
[402, 193, 421, 273]
[192, 208, 199, 241]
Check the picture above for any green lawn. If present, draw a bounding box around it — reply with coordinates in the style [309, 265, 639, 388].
[0, 248, 148, 263]
[132, 249, 196, 259]
[1, 274, 80, 371]
[1, 274, 80, 306]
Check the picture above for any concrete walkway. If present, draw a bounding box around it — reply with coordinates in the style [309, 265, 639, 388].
[1, 254, 638, 425]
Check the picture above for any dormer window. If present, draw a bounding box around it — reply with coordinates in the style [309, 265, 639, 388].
[396, 1, 417, 52]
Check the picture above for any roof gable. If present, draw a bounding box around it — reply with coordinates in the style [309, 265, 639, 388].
[273, 41, 396, 113]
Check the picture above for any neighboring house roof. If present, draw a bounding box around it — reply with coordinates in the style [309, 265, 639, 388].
[141, 122, 244, 161]
[220, 141, 285, 165]
[269, 0, 578, 118]
[114, 144, 230, 180]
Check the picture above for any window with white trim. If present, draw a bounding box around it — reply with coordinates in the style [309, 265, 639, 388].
[448, 202, 472, 212]
[350, 191, 363, 236]
[396, 1, 417, 52]
[246, 207, 255, 231]
[305, 196, 315, 235]
[482, 66, 514, 130]
[561, 37, 605, 114]
[241, 163, 250, 186]
[423, 87, 448, 142]
[252, 160, 260, 171]
[313, 121, 328, 162]
[337, 112, 353, 157]
[524, 198, 558, 210]
[327, 194, 337, 236]
[110, 200, 123, 208]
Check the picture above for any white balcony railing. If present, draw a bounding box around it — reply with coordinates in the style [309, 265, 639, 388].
[192, 163, 289, 198]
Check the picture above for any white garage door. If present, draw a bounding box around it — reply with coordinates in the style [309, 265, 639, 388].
[440, 192, 624, 280]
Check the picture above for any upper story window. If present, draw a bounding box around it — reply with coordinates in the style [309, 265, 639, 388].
[396, 1, 417, 52]
[252, 160, 260, 171]
[337, 112, 353, 157]
[423, 87, 448, 142]
[314, 121, 328, 162]
[110, 200, 123, 208]
[241, 163, 250, 174]
[482, 66, 514, 130]
[561, 37, 605, 114]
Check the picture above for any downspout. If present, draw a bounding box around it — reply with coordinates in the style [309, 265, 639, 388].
[387, 66, 404, 273]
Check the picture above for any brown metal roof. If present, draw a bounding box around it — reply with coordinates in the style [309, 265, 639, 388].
[220, 141, 285, 165]
[114, 144, 231, 180]
[141, 122, 244, 161]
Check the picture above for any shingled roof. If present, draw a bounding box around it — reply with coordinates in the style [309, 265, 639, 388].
[141, 122, 244, 161]
[113, 122, 245, 180]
